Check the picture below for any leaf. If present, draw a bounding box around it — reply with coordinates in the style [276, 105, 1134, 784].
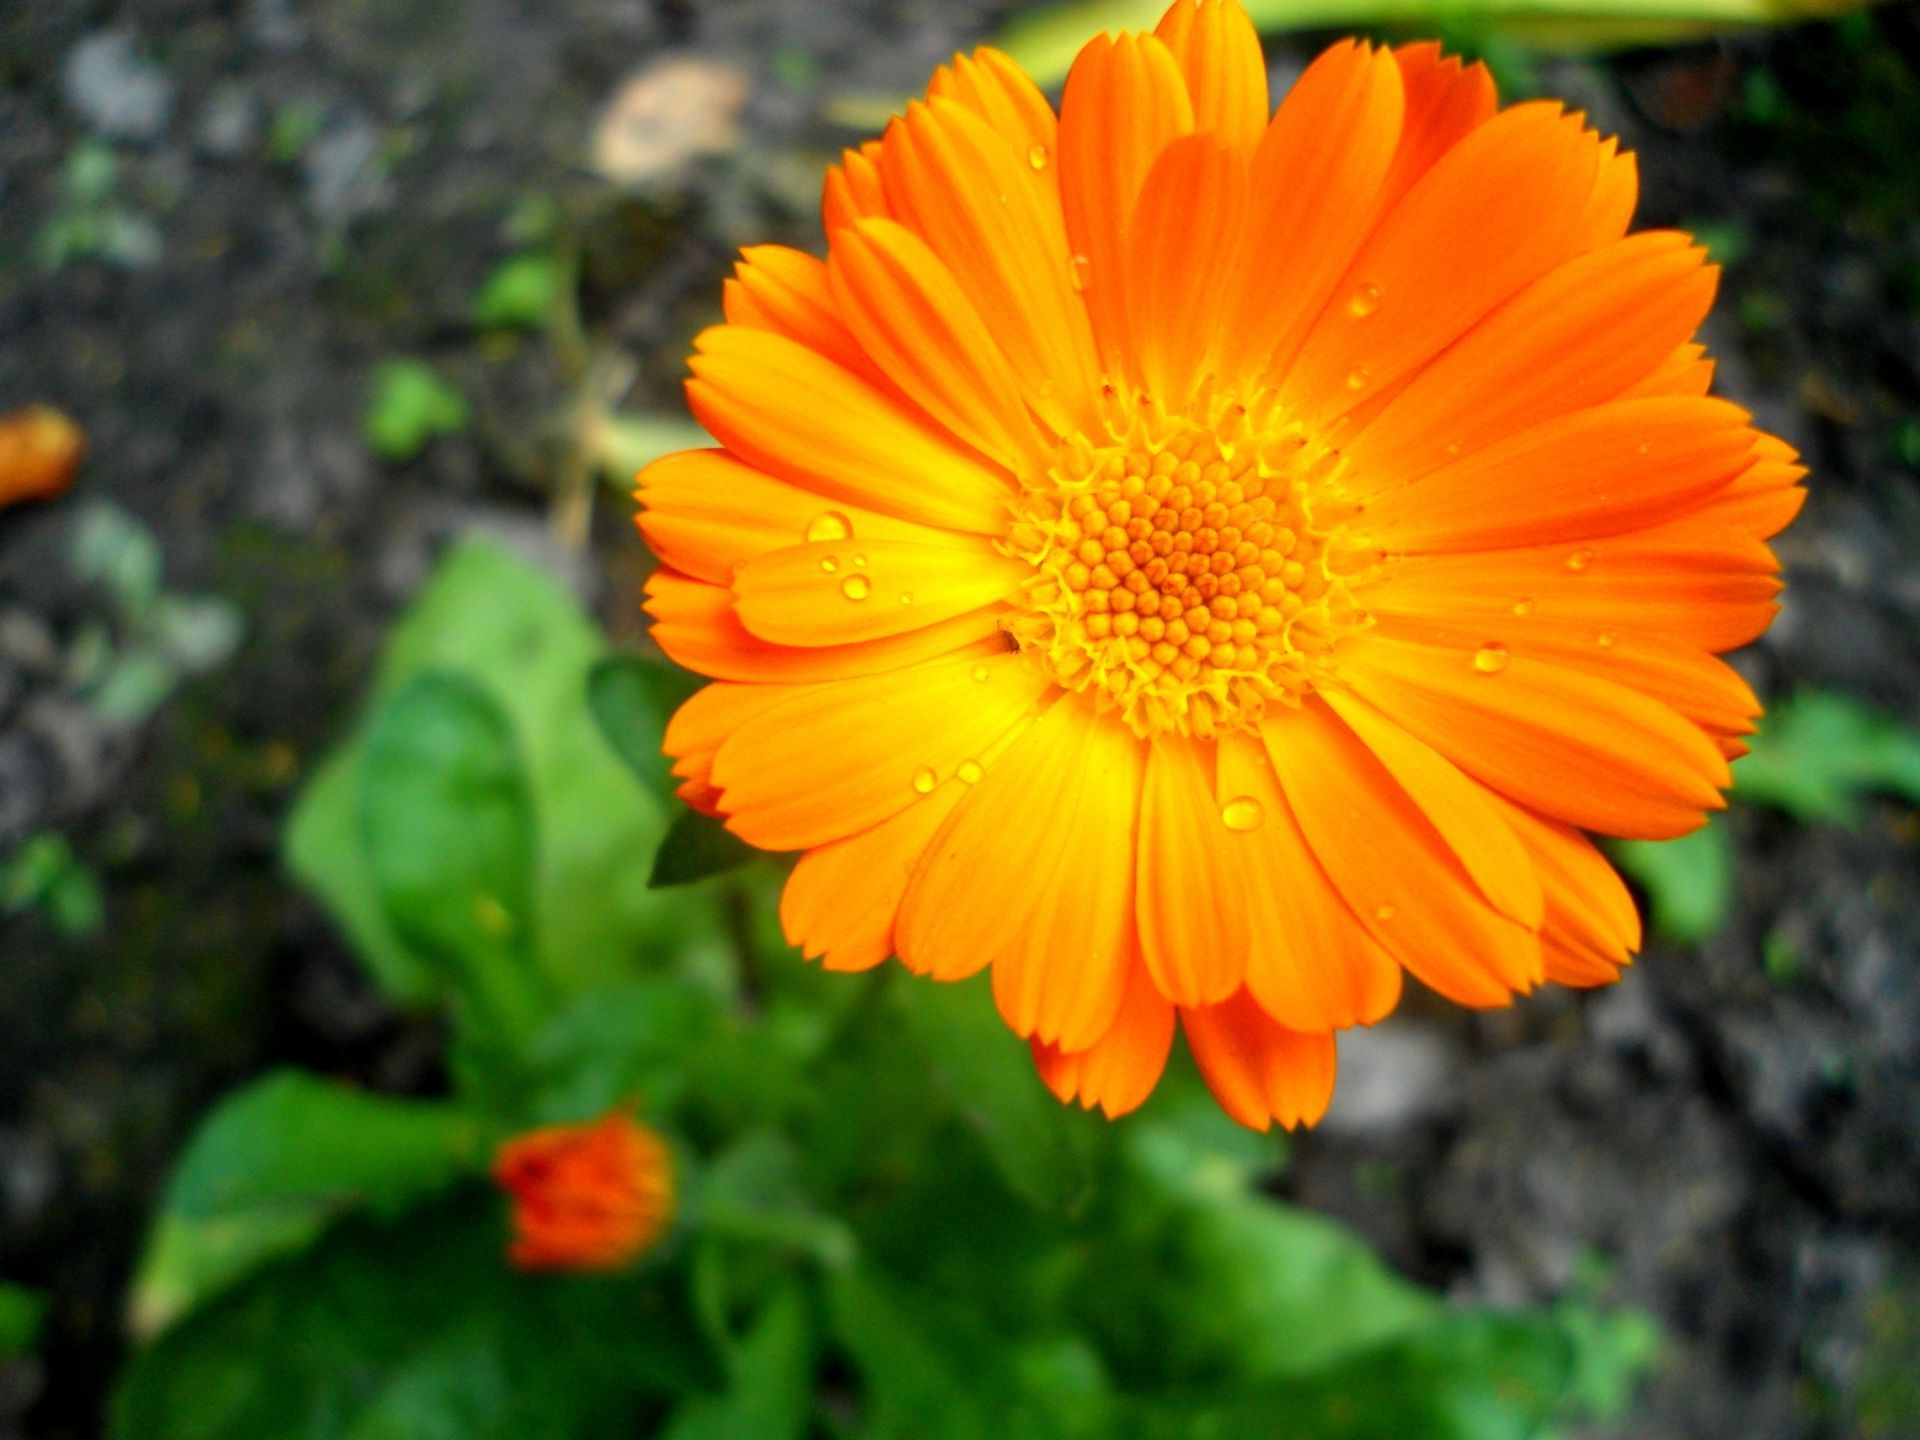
[364, 360, 469, 463]
[892, 973, 1099, 1215]
[0, 1283, 46, 1358]
[151, 593, 245, 673]
[1612, 821, 1737, 944]
[126, 1070, 484, 1338]
[1735, 689, 1920, 825]
[587, 654, 700, 802]
[650, 809, 759, 889]
[472, 253, 561, 331]
[524, 979, 722, 1121]
[70, 500, 162, 615]
[1, 832, 105, 939]
[286, 539, 718, 1006]
[112, 1196, 723, 1440]
[661, 1284, 816, 1440]
[360, 671, 550, 1053]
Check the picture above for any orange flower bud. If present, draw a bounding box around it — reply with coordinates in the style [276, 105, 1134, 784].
[0, 406, 84, 509]
[492, 1112, 674, 1272]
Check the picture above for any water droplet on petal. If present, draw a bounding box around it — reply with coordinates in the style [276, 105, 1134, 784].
[1512, 597, 1534, 617]
[898, 591, 914, 605]
[1566, 547, 1595, 573]
[840, 574, 872, 601]
[970, 665, 989, 682]
[1635, 441, 1651, 456]
[1069, 254, 1091, 293]
[1472, 642, 1510, 675]
[1027, 143, 1050, 171]
[1597, 631, 1617, 648]
[1344, 365, 1371, 392]
[1444, 441, 1463, 457]
[1375, 903, 1397, 922]
[957, 759, 984, 784]
[806, 510, 852, 543]
[851, 553, 868, 568]
[912, 766, 938, 794]
[1221, 796, 1263, 831]
[1346, 283, 1381, 319]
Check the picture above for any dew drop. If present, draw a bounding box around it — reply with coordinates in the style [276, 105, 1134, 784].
[1346, 283, 1381, 319]
[1635, 441, 1651, 456]
[1566, 547, 1595, 573]
[1512, 597, 1534, 617]
[1344, 365, 1371, 393]
[957, 759, 984, 784]
[1444, 441, 1463, 457]
[1472, 642, 1510, 675]
[806, 510, 852, 543]
[852, 552, 868, 568]
[1375, 903, 1397, 922]
[1027, 142, 1050, 171]
[840, 574, 872, 601]
[912, 766, 938, 794]
[898, 591, 914, 606]
[970, 665, 989, 682]
[1069, 254, 1091, 292]
[1221, 796, 1264, 832]
[1597, 630, 1617, 648]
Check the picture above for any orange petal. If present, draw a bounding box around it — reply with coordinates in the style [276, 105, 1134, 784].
[1262, 698, 1541, 1008]
[1489, 796, 1641, 982]
[1344, 233, 1717, 486]
[1058, 30, 1195, 379]
[1280, 103, 1613, 424]
[1031, 955, 1175, 1118]
[1710, 431, 1806, 540]
[645, 570, 1000, 683]
[927, 48, 1058, 163]
[828, 220, 1048, 470]
[663, 681, 818, 815]
[822, 140, 890, 235]
[1181, 991, 1337, 1131]
[780, 778, 971, 972]
[732, 536, 1028, 647]
[1363, 397, 1759, 553]
[1153, 0, 1268, 153]
[1136, 738, 1249, 1007]
[1219, 41, 1404, 382]
[1376, 42, 1496, 213]
[1217, 733, 1403, 1031]
[1338, 634, 1731, 840]
[637, 448, 955, 584]
[1126, 134, 1249, 403]
[883, 98, 1102, 438]
[723, 245, 883, 385]
[898, 697, 1145, 1048]
[686, 325, 1013, 534]
[1619, 342, 1715, 400]
[709, 652, 1048, 850]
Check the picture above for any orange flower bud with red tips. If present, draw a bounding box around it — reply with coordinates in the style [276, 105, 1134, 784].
[493, 1112, 674, 1272]
[0, 406, 85, 510]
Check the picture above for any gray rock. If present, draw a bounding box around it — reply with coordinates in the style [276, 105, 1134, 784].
[62, 30, 175, 143]
[1319, 1020, 1459, 1140]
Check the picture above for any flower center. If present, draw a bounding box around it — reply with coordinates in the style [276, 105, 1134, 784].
[1003, 387, 1375, 739]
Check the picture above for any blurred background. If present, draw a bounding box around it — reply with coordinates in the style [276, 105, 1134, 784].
[1, 2, 1918, 1437]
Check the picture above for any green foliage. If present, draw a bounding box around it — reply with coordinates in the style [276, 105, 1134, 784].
[364, 360, 471, 462]
[0, 1283, 46, 1359]
[35, 140, 162, 270]
[1613, 822, 1736, 945]
[472, 254, 561, 331]
[124, 540, 1662, 1438]
[0, 832, 105, 940]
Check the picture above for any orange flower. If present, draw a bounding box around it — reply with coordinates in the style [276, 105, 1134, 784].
[0, 406, 84, 509]
[493, 1113, 674, 1271]
[635, 3, 1801, 1130]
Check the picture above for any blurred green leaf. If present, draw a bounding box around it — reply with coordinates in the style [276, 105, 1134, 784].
[360, 672, 549, 1053]
[364, 360, 469, 463]
[1612, 821, 1737, 944]
[0, 1283, 46, 1359]
[894, 974, 1099, 1215]
[1735, 689, 1920, 825]
[690, 1132, 857, 1270]
[662, 1284, 815, 1440]
[287, 540, 717, 1006]
[1, 832, 105, 940]
[525, 979, 722, 1121]
[587, 654, 699, 802]
[127, 1070, 483, 1339]
[113, 1197, 722, 1440]
[151, 593, 245, 673]
[472, 253, 561, 331]
[651, 810, 760, 889]
[70, 500, 163, 616]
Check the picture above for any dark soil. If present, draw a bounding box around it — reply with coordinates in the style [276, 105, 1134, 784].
[2, 3, 1918, 1438]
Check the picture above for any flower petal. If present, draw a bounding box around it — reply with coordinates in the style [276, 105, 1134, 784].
[1488, 795, 1641, 982]
[822, 139, 890, 235]
[1126, 134, 1249, 403]
[1153, 0, 1268, 153]
[927, 48, 1057, 162]
[1181, 991, 1337, 1131]
[663, 681, 818, 815]
[687, 325, 1014, 534]
[733, 536, 1028, 647]
[1136, 738, 1249, 1007]
[1031, 954, 1175, 1118]
[723, 245, 882, 384]
[709, 652, 1047, 850]
[899, 697, 1145, 1048]
[1377, 42, 1496, 211]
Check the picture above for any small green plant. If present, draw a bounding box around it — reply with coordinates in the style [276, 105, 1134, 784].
[363, 360, 471, 463]
[34, 140, 162, 271]
[472, 253, 563, 332]
[0, 833, 105, 941]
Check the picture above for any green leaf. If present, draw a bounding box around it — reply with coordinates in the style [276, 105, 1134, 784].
[524, 979, 722, 1121]
[360, 672, 549, 1052]
[364, 360, 469, 463]
[661, 1284, 816, 1440]
[1, 832, 105, 939]
[0, 1283, 46, 1358]
[286, 540, 718, 1006]
[1735, 689, 1920, 825]
[893, 973, 1099, 1215]
[472, 253, 561, 330]
[70, 500, 163, 616]
[112, 1196, 722, 1440]
[651, 809, 760, 889]
[127, 1070, 483, 1338]
[587, 654, 699, 801]
[1612, 821, 1737, 944]
[594, 413, 709, 487]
